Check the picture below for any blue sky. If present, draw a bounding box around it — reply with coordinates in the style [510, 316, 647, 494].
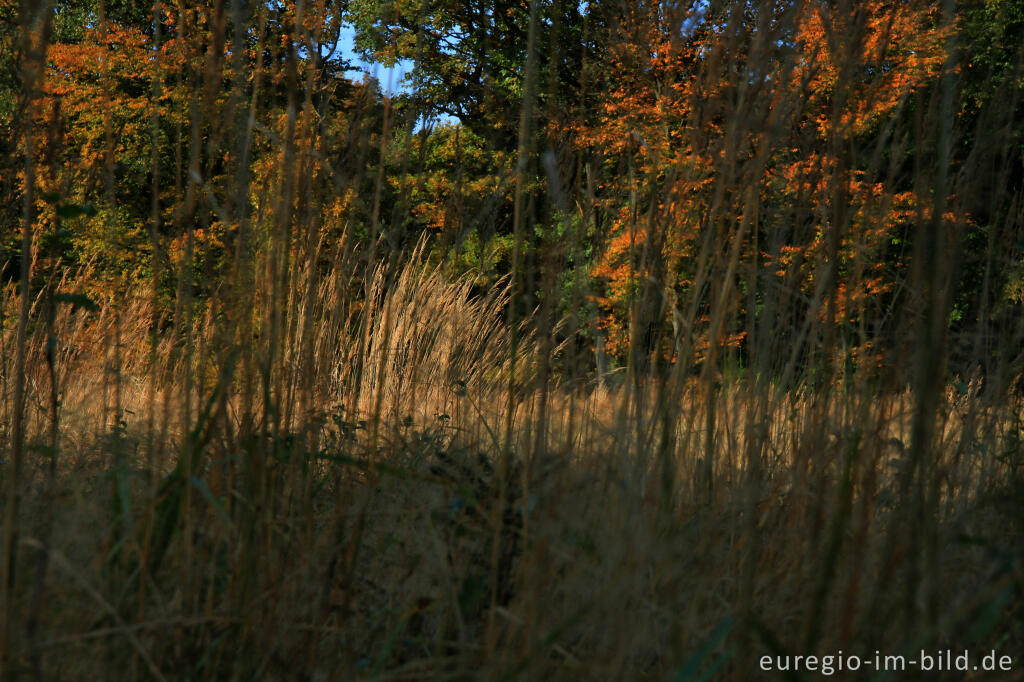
[337, 23, 411, 96]
[337, 23, 459, 126]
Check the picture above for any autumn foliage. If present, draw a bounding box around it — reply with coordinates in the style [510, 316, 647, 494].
[4, 0, 1019, 384]
[567, 0, 954, 370]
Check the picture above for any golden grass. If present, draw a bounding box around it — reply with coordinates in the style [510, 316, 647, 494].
[1, 259, 1021, 680]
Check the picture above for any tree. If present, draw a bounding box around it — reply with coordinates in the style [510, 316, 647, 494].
[568, 0, 948, 376]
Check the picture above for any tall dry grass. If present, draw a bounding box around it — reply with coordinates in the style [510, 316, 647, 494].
[1, 0, 1023, 680]
[1, 255, 1021, 680]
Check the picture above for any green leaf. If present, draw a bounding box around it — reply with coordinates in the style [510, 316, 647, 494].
[672, 616, 736, 682]
[191, 476, 234, 532]
[39, 228, 74, 253]
[56, 203, 97, 220]
[28, 444, 59, 458]
[54, 292, 100, 312]
[40, 191, 62, 204]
